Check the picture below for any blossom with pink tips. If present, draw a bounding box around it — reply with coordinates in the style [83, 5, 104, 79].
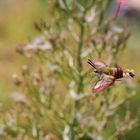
[117, 0, 125, 5]
[113, 0, 125, 19]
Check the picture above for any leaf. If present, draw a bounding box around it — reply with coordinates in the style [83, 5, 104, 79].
[58, 0, 74, 10]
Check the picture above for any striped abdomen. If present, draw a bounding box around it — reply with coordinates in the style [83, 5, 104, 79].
[114, 67, 123, 79]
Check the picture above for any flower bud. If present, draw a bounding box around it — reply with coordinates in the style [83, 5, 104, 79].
[21, 65, 29, 76]
[12, 74, 22, 86]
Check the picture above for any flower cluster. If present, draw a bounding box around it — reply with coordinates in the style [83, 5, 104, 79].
[0, 0, 139, 139]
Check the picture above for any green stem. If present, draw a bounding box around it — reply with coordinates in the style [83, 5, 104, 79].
[77, 23, 84, 72]
[77, 22, 84, 94]
[69, 20, 85, 140]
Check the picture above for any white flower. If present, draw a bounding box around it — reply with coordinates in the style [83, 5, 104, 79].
[25, 36, 52, 51]
[10, 91, 26, 103]
[85, 7, 96, 23]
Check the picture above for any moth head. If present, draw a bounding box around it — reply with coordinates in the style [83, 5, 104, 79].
[124, 69, 135, 78]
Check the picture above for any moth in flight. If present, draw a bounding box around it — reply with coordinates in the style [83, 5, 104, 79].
[88, 59, 135, 93]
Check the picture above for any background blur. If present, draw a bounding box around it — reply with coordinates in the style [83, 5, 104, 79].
[0, 0, 140, 139]
[0, 0, 48, 104]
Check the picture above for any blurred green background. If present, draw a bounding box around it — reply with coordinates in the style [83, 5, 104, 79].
[0, 0, 140, 95]
[0, 0, 140, 139]
[0, 0, 49, 104]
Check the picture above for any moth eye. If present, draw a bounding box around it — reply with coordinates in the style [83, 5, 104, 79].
[129, 72, 135, 77]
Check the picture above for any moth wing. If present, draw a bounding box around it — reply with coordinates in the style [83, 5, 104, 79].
[93, 59, 107, 68]
[92, 76, 115, 93]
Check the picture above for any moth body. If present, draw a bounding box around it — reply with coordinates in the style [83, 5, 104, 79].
[87, 59, 135, 93]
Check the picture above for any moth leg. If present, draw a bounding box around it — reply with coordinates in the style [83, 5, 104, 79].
[115, 79, 122, 81]
[100, 74, 115, 80]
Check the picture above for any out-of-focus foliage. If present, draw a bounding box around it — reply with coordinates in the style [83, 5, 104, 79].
[0, 0, 140, 139]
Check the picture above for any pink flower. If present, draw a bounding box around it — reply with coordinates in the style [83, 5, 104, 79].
[117, 0, 125, 5]
[113, 0, 125, 20]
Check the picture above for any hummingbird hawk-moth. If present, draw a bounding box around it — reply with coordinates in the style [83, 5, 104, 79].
[88, 59, 135, 93]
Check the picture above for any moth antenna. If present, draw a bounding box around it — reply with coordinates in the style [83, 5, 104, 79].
[88, 59, 96, 69]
